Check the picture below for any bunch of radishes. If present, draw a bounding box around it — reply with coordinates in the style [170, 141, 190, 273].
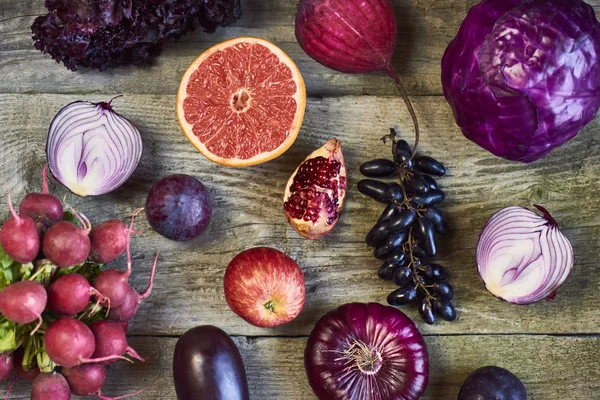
[0, 166, 158, 399]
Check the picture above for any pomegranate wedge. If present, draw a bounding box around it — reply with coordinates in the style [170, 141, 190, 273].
[283, 138, 347, 239]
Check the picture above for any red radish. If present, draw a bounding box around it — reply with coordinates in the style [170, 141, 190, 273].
[92, 269, 131, 308]
[108, 251, 159, 322]
[89, 219, 130, 264]
[93, 216, 138, 307]
[62, 362, 159, 400]
[47, 273, 109, 315]
[30, 372, 71, 400]
[283, 138, 347, 239]
[13, 347, 40, 381]
[0, 352, 13, 382]
[295, 0, 420, 149]
[44, 317, 130, 368]
[19, 165, 64, 226]
[107, 286, 139, 322]
[90, 321, 144, 364]
[43, 214, 91, 268]
[0, 192, 40, 263]
[62, 363, 106, 396]
[0, 280, 47, 335]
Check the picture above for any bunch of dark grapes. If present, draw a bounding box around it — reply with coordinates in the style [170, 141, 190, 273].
[358, 129, 456, 325]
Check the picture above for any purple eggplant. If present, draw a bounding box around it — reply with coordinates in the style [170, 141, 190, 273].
[173, 325, 249, 400]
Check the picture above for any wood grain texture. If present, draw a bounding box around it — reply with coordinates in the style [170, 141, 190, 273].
[2, 335, 599, 399]
[4, 0, 590, 96]
[0, 93, 598, 336]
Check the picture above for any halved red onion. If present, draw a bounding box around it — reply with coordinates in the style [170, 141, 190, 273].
[305, 302, 428, 400]
[477, 206, 574, 305]
[46, 100, 143, 196]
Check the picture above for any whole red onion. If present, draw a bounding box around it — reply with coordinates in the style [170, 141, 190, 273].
[305, 303, 428, 400]
[296, 0, 420, 149]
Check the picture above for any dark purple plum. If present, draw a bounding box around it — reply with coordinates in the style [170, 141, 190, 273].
[458, 366, 527, 400]
[146, 174, 212, 241]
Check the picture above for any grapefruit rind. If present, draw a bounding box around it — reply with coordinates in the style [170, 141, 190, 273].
[177, 37, 306, 167]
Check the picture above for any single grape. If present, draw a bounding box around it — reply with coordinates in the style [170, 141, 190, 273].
[387, 286, 417, 306]
[405, 172, 429, 194]
[415, 218, 437, 257]
[433, 298, 457, 321]
[419, 300, 436, 325]
[389, 209, 416, 232]
[433, 281, 454, 300]
[386, 230, 408, 250]
[378, 262, 397, 280]
[412, 245, 428, 258]
[360, 159, 396, 178]
[393, 140, 412, 165]
[358, 180, 390, 203]
[387, 183, 403, 201]
[393, 266, 412, 286]
[424, 207, 449, 235]
[414, 156, 446, 176]
[378, 203, 398, 223]
[365, 221, 391, 247]
[386, 251, 407, 266]
[422, 175, 440, 191]
[374, 246, 392, 260]
[146, 174, 212, 241]
[422, 264, 448, 281]
[413, 190, 445, 207]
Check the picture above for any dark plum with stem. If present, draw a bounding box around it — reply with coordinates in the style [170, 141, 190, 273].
[146, 174, 212, 242]
[358, 129, 456, 325]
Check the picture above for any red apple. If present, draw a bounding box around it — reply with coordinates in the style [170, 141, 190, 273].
[224, 247, 306, 328]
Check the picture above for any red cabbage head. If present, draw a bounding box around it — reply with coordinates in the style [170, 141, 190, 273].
[442, 0, 600, 162]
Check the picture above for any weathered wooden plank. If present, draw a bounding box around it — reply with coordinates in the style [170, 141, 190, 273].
[2, 0, 599, 97]
[0, 0, 484, 96]
[0, 93, 598, 336]
[1, 335, 598, 399]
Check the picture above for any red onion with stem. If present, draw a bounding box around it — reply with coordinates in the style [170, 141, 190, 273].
[296, 0, 420, 151]
[305, 303, 428, 400]
[477, 205, 574, 305]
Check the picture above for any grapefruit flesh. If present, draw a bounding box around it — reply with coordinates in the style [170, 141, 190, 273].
[177, 37, 306, 167]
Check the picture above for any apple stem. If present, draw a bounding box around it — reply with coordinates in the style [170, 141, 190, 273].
[264, 300, 276, 314]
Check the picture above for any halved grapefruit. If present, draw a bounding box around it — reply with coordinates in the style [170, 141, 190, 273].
[177, 37, 306, 167]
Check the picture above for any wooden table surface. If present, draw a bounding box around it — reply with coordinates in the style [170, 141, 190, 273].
[1, 0, 600, 399]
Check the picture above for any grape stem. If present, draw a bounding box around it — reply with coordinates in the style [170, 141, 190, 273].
[406, 230, 434, 303]
[389, 135, 435, 305]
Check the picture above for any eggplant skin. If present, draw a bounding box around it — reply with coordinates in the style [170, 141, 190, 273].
[173, 325, 249, 400]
